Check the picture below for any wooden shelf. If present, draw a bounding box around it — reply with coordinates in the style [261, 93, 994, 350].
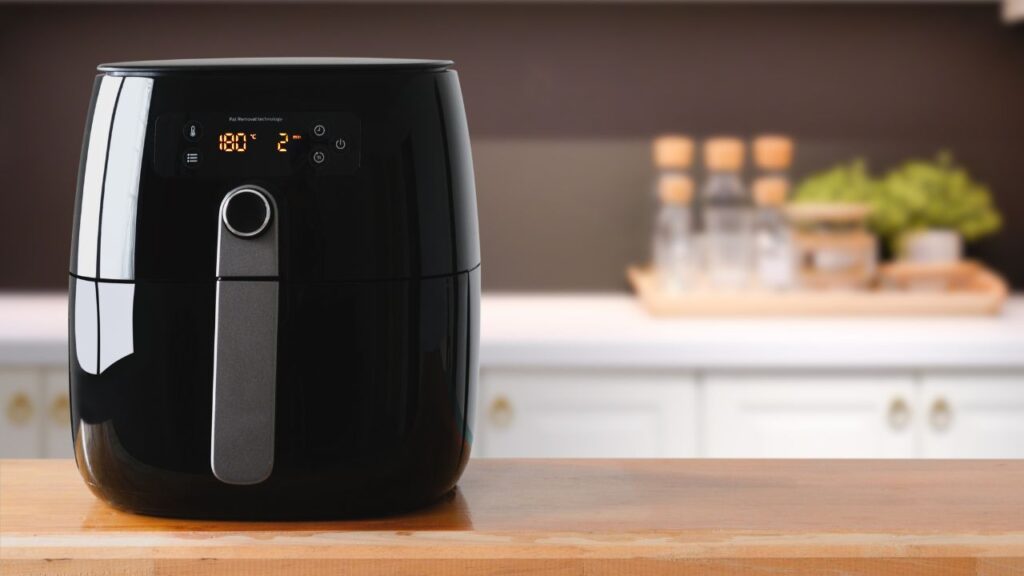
[2, 459, 1023, 575]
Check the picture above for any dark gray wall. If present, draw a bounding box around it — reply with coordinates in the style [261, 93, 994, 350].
[2, 3, 1023, 291]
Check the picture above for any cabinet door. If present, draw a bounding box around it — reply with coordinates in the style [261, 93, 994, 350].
[42, 367, 73, 458]
[921, 373, 1024, 458]
[477, 370, 696, 458]
[0, 369, 44, 458]
[704, 373, 916, 458]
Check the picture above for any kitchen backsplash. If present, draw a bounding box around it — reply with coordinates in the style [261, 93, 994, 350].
[2, 3, 1022, 290]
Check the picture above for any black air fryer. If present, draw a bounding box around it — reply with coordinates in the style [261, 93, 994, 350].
[68, 58, 480, 519]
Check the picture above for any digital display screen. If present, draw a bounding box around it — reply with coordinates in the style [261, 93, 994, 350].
[154, 112, 360, 178]
[216, 131, 302, 154]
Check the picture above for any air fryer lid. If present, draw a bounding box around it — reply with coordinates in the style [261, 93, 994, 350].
[98, 57, 454, 75]
[71, 58, 479, 284]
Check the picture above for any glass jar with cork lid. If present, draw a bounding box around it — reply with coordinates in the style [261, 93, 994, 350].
[785, 203, 879, 290]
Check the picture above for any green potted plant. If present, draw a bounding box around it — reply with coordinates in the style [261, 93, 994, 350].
[789, 158, 881, 207]
[793, 153, 1002, 262]
[880, 152, 1001, 263]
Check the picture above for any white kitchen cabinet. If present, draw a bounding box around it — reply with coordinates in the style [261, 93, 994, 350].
[0, 367, 72, 458]
[42, 367, 73, 458]
[703, 373, 917, 458]
[920, 373, 1024, 458]
[476, 369, 697, 458]
[0, 369, 44, 458]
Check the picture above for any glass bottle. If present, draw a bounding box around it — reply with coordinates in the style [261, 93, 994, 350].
[702, 137, 752, 290]
[752, 135, 796, 290]
[753, 177, 795, 290]
[652, 174, 697, 292]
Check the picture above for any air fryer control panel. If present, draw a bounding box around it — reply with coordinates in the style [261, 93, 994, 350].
[153, 112, 361, 178]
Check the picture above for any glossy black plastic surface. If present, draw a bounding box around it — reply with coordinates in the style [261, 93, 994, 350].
[70, 268, 478, 519]
[71, 65, 479, 282]
[69, 62, 480, 518]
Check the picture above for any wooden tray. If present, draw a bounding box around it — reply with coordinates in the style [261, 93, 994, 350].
[627, 263, 1008, 317]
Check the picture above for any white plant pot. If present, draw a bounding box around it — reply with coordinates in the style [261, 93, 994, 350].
[901, 229, 964, 264]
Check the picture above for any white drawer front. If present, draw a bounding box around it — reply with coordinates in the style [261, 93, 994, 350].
[704, 373, 916, 458]
[921, 373, 1024, 458]
[477, 370, 696, 458]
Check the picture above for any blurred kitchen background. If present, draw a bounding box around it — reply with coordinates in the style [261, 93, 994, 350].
[3, 0, 1024, 460]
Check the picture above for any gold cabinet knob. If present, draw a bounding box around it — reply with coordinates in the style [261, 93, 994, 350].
[887, 397, 911, 431]
[930, 397, 953, 433]
[50, 393, 70, 427]
[6, 392, 34, 426]
[489, 395, 514, 428]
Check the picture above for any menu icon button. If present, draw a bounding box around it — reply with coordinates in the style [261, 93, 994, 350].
[183, 149, 201, 168]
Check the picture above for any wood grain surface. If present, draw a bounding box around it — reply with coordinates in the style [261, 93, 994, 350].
[2, 459, 1023, 575]
[628, 266, 1008, 316]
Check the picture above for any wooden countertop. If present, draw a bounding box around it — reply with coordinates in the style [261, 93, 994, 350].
[2, 460, 1023, 575]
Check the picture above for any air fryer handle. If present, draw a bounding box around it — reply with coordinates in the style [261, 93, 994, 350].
[212, 281, 277, 484]
[211, 187, 279, 485]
